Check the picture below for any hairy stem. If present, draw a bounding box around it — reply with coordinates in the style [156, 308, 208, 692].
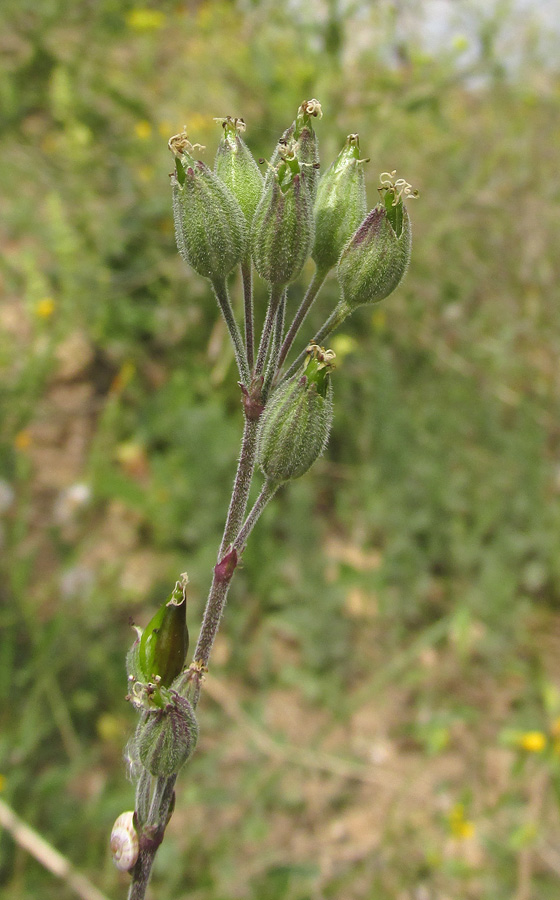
[127, 290, 284, 900]
[234, 479, 278, 551]
[283, 300, 351, 381]
[219, 416, 259, 558]
[194, 569, 234, 673]
[211, 277, 250, 386]
[127, 776, 176, 900]
[241, 258, 254, 371]
[277, 266, 329, 372]
[263, 289, 286, 398]
[254, 283, 284, 378]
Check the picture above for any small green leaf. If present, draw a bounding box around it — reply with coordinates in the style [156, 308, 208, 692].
[175, 156, 186, 186]
[385, 192, 403, 237]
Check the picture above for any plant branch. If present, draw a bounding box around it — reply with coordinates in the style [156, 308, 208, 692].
[211, 277, 250, 385]
[234, 479, 278, 551]
[277, 266, 329, 372]
[282, 299, 351, 381]
[241, 258, 254, 371]
[263, 289, 286, 398]
[219, 416, 259, 558]
[0, 799, 110, 900]
[254, 283, 284, 378]
[127, 775, 176, 900]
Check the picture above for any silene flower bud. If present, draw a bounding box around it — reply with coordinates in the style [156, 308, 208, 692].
[214, 117, 264, 228]
[169, 130, 247, 281]
[312, 134, 368, 274]
[337, 171, 417, 308]
[257, 343, 335, 485]
[293, 98, 322, 201]
[251, 139, 314, 285]
[266, 99, 322, 197]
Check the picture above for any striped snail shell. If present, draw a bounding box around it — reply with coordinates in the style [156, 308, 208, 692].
[110, 811, 139, 871]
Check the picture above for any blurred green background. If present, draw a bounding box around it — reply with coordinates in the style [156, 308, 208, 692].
[1, 1, 560, 898]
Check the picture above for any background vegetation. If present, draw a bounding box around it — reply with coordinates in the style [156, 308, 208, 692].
[1, 1, 560, 898]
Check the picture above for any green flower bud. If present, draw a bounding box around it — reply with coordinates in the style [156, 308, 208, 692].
[312, 134, 368, 273]
[293, 98, 322, 201]
[266, 99, 322, 198]
[257, 343, 335, 484]
[127, 575, 189, 693]
[251, 141, 314, 285]
[214, 117, 264, 227]
[135, 694, 198, 776]
[169, 130, 247, 280]
[337, 172, 417, 307]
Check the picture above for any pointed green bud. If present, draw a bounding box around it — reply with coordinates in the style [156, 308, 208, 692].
[257, 343, 335, 484]
[214, 117, 264, 227]
[312, 134, 368, 273]
[127, 575, 189, 693]
[266, 99, 322, 195]
[135, 694, 198, 776]
[251, 141, 314, 285]
[337, 172, 417, 307]
[293, 98, 322, 201]
[169, 130, 247, 280]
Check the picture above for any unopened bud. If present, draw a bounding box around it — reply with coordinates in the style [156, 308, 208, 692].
[251, 143, 314, 285]
[135, 694, 198, 776]
[293, 99, 322, 201]
[257, 343, 334, 484]
[337, 172, 415, 307]
[266, 99, 322, 196]
[214, 117, 264, 228]
[170, 130, 247, 280]
[312, 134, 367, 273]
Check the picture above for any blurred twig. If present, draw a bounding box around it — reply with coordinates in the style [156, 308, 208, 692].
[0, 798, 112, 900]
[514, 769, 549, 900]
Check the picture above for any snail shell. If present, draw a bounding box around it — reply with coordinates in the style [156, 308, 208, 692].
[110, 811, 139, 871]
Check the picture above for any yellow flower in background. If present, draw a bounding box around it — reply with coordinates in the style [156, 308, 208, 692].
[35, 297, 55, 318]
[134, 120, 152, 140]
[518, 731, 547, 753]
[126, 9, 166, 31]
[330, 334, 357, 363]
[448, 803, 475, 840]
[0, 774, 6, 791]
[14, 430, 31, 451]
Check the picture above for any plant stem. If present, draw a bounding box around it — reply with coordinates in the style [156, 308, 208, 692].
[254, 283, 284, 378]
[241, 258, 254, 371]
[219, 416, 259, 559]
[277, 266, 328, 372]
[263, 289, 286, 398]
[127, 776, 176, 900]
[193, 478, 278, 674]
[126, 480, 279, 900]
[211, 277, 250, 386]
[282, 300, 351, 381]
[127, 291, 284, 900]
[234, 479, 278, 551]
[194, 570, 233, 672]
